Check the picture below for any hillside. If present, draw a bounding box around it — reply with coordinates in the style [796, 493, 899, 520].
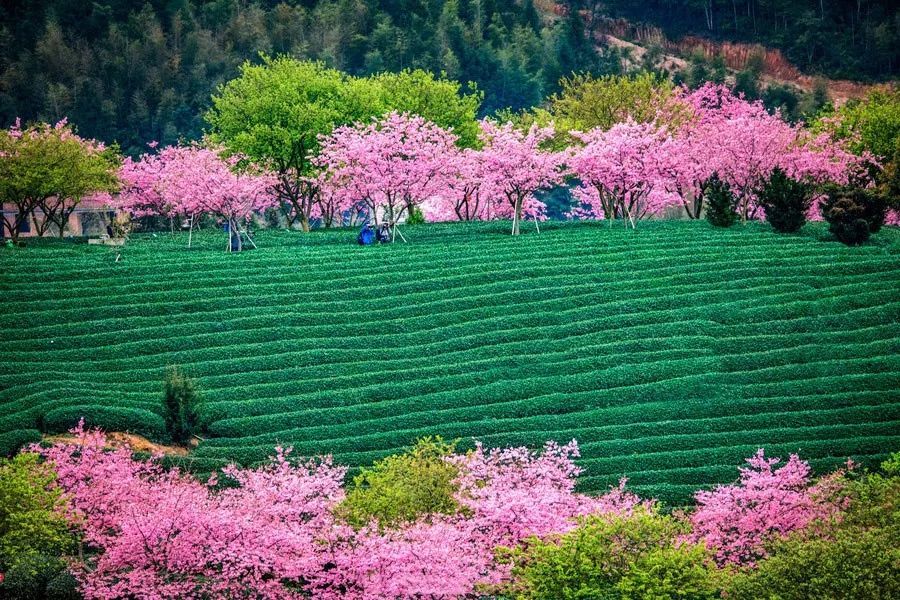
[3, 0, 896, 156]
[2, 221, 899, 505]
[593, 0, 900, 82]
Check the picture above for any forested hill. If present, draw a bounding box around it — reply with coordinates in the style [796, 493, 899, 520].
[0, 0, 602, 154]
[599, 0, 899, 82]
[1, 0, 897, 156]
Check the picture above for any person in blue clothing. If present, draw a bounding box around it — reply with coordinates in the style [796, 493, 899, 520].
[358, 223, 375, 245]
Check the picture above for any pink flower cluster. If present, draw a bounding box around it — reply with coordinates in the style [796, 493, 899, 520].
[35, 428, 642, 599]
[35, 425, 842, 598]
[315, 113, 561, 232]
[690, 448, 839, 566]
[113, 91, 889, 231]
[117, 144, 277, 223]
[567, 84, 870, 224]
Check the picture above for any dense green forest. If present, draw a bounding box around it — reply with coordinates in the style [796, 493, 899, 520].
[0, 0, 608, 154]
[601, 0, 900, 81]
[1, 0, 897, 156]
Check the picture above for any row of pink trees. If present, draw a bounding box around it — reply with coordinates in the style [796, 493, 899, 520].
[118, 144, 277, 249]
[33, 423, 844, 599]
[315, 113, 562, 236]
[314, 89, 866, 235]
[567, 84, 869, 227]
[113, 88, 872, 239]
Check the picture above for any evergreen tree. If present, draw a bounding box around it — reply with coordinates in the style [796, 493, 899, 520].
[163, 366, 201, 445]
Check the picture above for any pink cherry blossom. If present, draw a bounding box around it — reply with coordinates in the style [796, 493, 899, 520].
[690, 449, 838, 566]
[117, 144, 277, 236]
[316, 112, 458, 239]
[475, 120, 562, 234]
[568, 120, 681, 226]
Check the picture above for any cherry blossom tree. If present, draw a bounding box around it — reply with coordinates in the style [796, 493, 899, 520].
[677, 84, 865, 222]
[420, 147, 492, 222]
[117, 143, 277, 249]
[35, 425, 646, 599]
[117, 142, 181, 222]
[35, 422, 347, 598]
[568, 121, 680, 227]
[324, 439, 645, 596]
[690, 449, 839, 566]
[316, 112, 457, 240]
[477, 121, 562, 235]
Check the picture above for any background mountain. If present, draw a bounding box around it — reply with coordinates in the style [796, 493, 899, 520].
[1, 0, 896, 155]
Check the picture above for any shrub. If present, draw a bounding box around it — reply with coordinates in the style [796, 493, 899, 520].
[758, 167, 812, 233]
[704, 173, 738, 227]
[0, 429, 42, 457]
[821, 187, 888, 245]
[503, 508, 722, 599]
[337, 437, 460, 528]
[163, 366, 201, 445]
[0, 553, 79, 600]
[0, 453, 74, 568]
[725, 456, 900, 599]
[406, 205, 426, 225]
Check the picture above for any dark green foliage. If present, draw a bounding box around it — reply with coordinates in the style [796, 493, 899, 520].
[603, 0, 899, 82]
[733, 54, 764, 101]
[0, 0, 613, 152]
[502, 509, 722, 599]
[163, 366, 200, 445]
[821, 187, 888, 245]
[725, 454, 900, 599]
[0, 429, 42, 457]
[758, 168, 812, 233]
[44, 569, 80, 600]
[0, 553, 78, 600]
[42, 406, 166, 439]
[338, 437, 460, 528]
[762, 83, 801, 121]
[704, 173, 738, 227]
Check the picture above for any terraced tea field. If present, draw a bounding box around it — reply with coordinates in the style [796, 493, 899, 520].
[2, 221, 899, 504]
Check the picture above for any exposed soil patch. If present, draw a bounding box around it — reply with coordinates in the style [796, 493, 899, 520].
[43, 431, 196, 456]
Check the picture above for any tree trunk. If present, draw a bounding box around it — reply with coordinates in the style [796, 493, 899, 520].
[512, 197, 523, 235]
[2, 216, 18, 243]
[300, 216, 310, 233]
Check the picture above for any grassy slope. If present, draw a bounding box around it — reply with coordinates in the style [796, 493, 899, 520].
[1, 220, 899, 504]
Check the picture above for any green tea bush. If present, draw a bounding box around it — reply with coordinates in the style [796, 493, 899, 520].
[163, 366, 201, 445]
[502, 508, 722, 599]
[758, 167, 812, 233]
[42, 406, 166, 439]
[3, 223, 899, 504]
[0, 429, 42, 457]
[704, 173, 738, 227]
[337, 437, 460, 528]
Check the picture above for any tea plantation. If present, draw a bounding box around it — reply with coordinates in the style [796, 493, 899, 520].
[2, 221, 899, 504]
